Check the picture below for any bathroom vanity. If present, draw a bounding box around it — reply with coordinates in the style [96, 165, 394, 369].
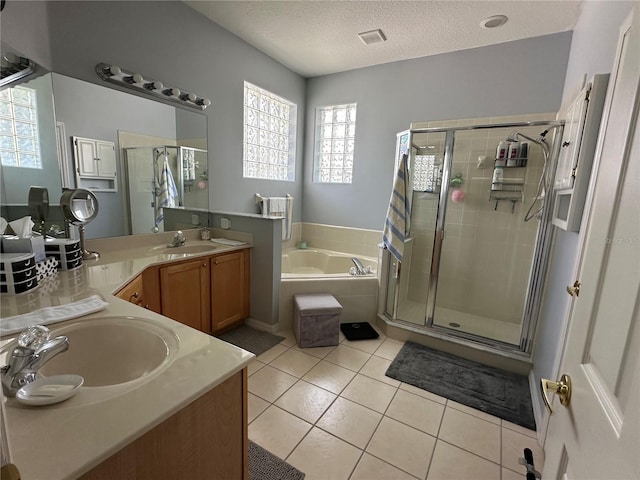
[115, 248, 250, 334]
[0, 232, 254, 479]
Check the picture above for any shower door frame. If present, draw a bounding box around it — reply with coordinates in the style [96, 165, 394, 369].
[387, 120, 564, 354]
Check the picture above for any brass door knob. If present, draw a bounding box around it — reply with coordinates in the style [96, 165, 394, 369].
[540, 374, 572, 414]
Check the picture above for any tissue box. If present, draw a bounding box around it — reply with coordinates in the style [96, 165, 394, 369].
[2, 235, 46, 262]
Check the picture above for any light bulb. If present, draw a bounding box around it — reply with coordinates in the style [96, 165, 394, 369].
[144, 80, 164, 90]
[104, 65, 121, 76]
[164, 88, 181, 97]
[197, 98, 212, 108]
[124, 73, 144, 84]
[180, 93, 197, 102]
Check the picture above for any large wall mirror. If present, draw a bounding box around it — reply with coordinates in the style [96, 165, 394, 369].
[0, 71, 208, 239]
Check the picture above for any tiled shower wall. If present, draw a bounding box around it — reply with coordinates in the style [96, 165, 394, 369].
[406, 113, 555, 324]
[283, 223, 382, 259]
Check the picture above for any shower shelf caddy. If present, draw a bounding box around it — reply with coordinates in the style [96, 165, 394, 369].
[489, 179, 524, 211]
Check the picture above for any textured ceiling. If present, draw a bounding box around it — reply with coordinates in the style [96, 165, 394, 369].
[185, 1, 582, 78]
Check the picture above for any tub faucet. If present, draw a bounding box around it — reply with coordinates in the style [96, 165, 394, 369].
[1, 335, 70, 396]
[351, 257, 367, 275]
[167, 230, 186, 248]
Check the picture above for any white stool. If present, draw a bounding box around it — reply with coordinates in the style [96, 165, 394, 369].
[293, 293, 343, 348]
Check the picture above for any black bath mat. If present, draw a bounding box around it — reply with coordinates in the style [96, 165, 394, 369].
[340, 322, 380, 341]
[216, 324, 284, 356]
[385, 341, 536, 430]
[249, 441, 305, 480]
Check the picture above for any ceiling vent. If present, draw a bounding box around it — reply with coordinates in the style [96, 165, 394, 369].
[358, 29, 387, 45]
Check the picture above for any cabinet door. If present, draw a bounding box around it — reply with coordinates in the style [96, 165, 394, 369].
[211, 250, 250, 333]
[554, 86, 589, 190]
[115, 275, 145, 307]
[96, 141, 117, 178]
[160, 259, 210, 332]
[75, 137, 99, 176]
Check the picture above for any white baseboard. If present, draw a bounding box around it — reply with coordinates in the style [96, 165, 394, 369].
[244, 317, 279, 334]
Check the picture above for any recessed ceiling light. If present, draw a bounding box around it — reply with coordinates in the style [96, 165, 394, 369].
[358, 29, 387, 45]
[480, 15, 508, 29]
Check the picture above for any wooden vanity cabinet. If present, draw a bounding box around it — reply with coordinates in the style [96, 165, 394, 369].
[211, 249, 250, 334]
[80, 368, 249, 480]
[114, 268, 160, 313]
[117, 247, 250, 335]
[159, 258, 211, 333]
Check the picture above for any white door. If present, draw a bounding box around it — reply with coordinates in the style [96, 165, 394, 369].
[96, 141, 117, 178]
[543, 10, 640, 480]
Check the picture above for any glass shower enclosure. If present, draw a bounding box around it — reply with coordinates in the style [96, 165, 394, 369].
[123, 145, 208, 235]
[382, 119, 563, 353]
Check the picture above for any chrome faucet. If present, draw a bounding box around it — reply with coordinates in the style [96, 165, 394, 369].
[167, 230, 186, 248]
[351, 257, 367, 275]
[1, 334, 70, 396]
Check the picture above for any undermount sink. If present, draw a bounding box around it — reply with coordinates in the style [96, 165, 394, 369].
[39, 317, 178, 387]
[148, 242, 216, 255]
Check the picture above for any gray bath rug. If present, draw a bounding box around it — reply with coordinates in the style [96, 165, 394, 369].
[385, 342, 536, 430]
[249, 441, 305, 480]
[217, 324, 284, 356]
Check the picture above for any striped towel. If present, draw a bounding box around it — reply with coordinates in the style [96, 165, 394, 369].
[259, 196, 294, 241]
[383, 154, 411, 261]
[156, 157, 178, 224]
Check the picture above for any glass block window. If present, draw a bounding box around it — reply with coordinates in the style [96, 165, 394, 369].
[243, 82, 296, 181]
[313, 103, 356, 183]
[413, 154, 438, 192]
[0, 86, 42, 168]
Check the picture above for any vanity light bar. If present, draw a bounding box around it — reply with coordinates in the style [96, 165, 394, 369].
[95, 63, 211, 110]
[1, 53, 35, 87]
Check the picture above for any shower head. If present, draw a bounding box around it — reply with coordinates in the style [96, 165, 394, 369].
[505, 130, 548, 149]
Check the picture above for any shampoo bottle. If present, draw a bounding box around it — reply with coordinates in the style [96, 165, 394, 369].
[495, 141, 509, 167]
[491, 165, 504, 190]
[507, 142, 520, 167]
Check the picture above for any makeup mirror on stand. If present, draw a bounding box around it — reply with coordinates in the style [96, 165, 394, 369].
[60, 188, 100, 260]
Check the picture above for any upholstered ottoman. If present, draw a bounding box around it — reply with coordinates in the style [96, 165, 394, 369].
[293, 293, 343, 348]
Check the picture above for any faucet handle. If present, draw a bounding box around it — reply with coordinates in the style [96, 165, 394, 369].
[17, 325, 51, 350]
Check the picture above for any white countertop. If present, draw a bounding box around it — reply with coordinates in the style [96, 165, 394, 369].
[0, 233, 255, 480]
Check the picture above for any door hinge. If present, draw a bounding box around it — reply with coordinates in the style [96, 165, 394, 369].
[566, 280, 581, 297]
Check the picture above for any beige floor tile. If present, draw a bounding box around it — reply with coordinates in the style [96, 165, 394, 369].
[302, 360, 357, 394]
[342, 334, 386, 354]
[446, 400, 501, 425]
[386, 389, 445, 436]
[274, 380, 336, 423]
[276, 329, 297, 347]
[294, 344, 336, 359]
[248, 365, 298, 402]
[351, 453, 418, 480]
[502, 466, 526, 480]
[366, 417, 435, 479]
[248, 405, 312, 459]
[399, 383, 447, 404]
[256, 343, 289, 364]
[248, 393, 269, 423]
[317, 397, 382, 449]
[427, 440, 500, 480]
[501, 427, 545, 474]
[247, 359, 265, 377]
[360, 355, 401, 387]
[374, 339, 404, 360]
[438, 407, 501, 463]
[287, 427, 362, 480]
[341, 374, 397, 413]
[270, 348, 320, 378]
[324, 344, 371, 371]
